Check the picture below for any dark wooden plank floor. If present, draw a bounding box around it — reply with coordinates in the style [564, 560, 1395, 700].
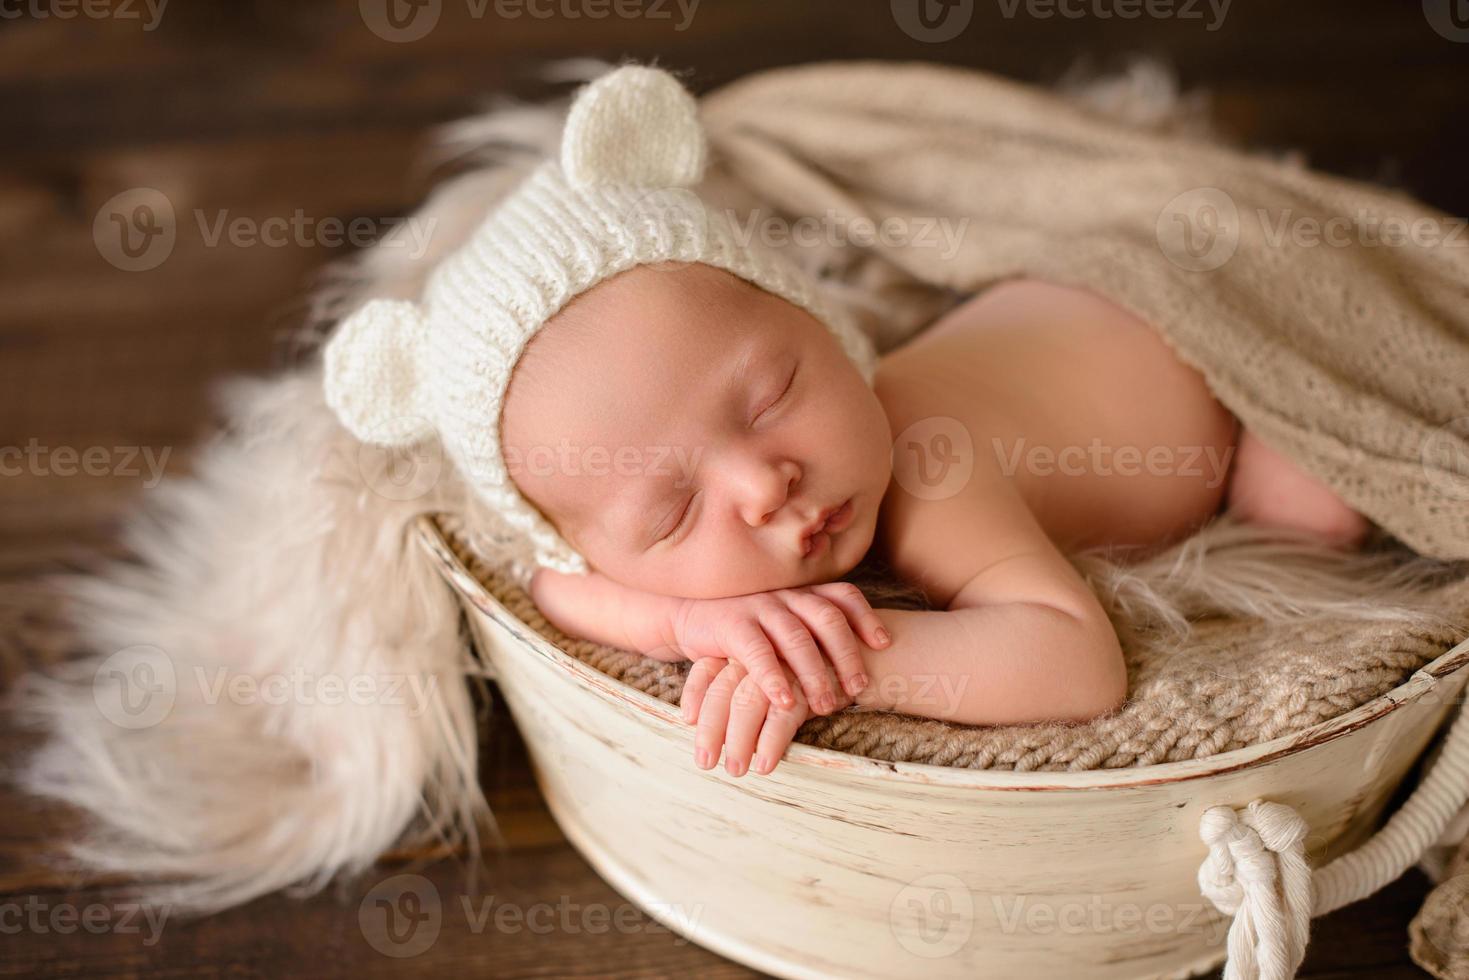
[2, 1, 1464, 975]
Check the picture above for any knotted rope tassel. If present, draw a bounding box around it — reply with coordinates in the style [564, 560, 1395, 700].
[1197, 689, 1469, 979]
[1198, 801, 1312, 980]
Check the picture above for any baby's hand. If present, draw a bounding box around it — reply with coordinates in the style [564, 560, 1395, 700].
[680, 659, 848, 776]
[663, 583, 889, 716]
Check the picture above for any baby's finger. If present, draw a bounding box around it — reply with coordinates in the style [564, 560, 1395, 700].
[751, 701, 807, 776]
[721, 619, 796, 711]
[760, 605, 838, 714]
[785, 592, 869, 699]
[693, 663, 744, 770]
[681, 657, 724, 724]
[809, 581, 891, 651]
[722, 674, 769, 778]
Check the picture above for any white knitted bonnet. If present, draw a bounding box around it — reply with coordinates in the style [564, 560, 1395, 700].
[323, 64, 878, 576]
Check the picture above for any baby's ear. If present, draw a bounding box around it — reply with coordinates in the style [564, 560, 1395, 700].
[561, 64, 706, 189]
[322, 298, 435, 446]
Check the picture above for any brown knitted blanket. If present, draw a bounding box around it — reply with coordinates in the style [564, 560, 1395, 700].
[446, 514, 1469, 771]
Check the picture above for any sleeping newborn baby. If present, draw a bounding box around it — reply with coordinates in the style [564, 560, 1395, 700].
[324, 65, 1368, 779]
[511, 264, 1367, 775]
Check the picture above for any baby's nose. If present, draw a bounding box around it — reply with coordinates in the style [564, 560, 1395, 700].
[736, 457, 802, 527]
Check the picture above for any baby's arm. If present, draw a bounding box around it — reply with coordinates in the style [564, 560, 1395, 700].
[529, 567, 683, 660]
[530, 568, 888, 713]
[860, 474, 1127, 725]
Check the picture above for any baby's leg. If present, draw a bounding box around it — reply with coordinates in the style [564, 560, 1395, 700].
[1224, 428, 1371, 547]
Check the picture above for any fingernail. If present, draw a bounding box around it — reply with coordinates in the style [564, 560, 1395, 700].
[695, 748, 712, 769]
[727, 758, 746, 777]
[816, 692, 836, 714]
[752, 755, 771, 774]
[775, 688, 795, 709]
[845, 674, 868, 696]
[875, 627, 891, 646]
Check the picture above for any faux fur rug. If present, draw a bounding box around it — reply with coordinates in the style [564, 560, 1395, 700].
[439, 514, 1469, 772]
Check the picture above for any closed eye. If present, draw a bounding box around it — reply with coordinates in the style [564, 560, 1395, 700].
[752, 363, 798, 424]
[655, 492, 698, 545]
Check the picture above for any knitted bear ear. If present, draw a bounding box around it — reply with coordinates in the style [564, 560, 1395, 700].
[561, 65, 706, 189]
[322, 299, 435, 446]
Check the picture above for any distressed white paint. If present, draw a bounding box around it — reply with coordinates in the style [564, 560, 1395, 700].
[419, 517, 1469, 980]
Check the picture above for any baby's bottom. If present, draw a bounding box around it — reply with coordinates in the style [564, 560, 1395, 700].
[1224, 428, 1371, 547]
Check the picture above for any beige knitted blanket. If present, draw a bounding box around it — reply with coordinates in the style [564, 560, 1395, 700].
[693, 61, 1469, 560]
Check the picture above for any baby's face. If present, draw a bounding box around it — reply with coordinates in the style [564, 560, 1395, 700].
[502, 262, 893, 599]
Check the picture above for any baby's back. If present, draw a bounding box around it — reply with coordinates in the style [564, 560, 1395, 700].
[875, 278, 1239, 564]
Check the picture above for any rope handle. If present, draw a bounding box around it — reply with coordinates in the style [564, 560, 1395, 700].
[1199, 688, 1469, 980]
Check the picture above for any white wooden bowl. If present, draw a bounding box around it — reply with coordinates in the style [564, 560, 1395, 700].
[419, 518, 1469, 980]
